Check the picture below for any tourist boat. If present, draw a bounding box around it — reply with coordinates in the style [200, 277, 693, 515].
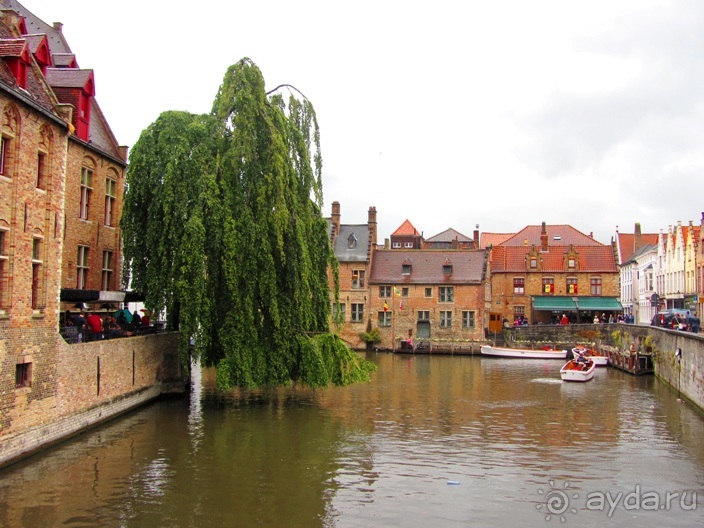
[571, 346, 609, 366]
[480, 345, 569, 359]
[560, 357, 596, 382]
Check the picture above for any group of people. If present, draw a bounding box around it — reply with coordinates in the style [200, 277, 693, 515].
[63, 308, 153, 342]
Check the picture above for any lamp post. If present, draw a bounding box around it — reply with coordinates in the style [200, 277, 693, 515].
[675, 348, 682, 400]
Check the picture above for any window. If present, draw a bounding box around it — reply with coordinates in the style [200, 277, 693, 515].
[80, 167, 92, 220]
[378, 311, 391, 327]
[462, 311, 475, 328]
[402, 263, 411, 275]
[590, 277, 602, 295]
[513, 277, 525, 294]
[418, 310, 429, 321]
[31, 237, 42, 310]
[425, 287, 432, 297]
[567, 277, 578, 294]
[347, 233, 357, 249]
[332, 302, 346, 322]
[105, 177, 116, 226]
[392, 242, 401, 248]
[0, 228, 7, 309]
[443, 264, 452, 275]
[379, 286, 391, 298]
[439, 286, 454, 302]
[401, 287, 409, 297]
[530, 257, 537, 269]
[102, 251, 113, 290]
[15, 362, 31, 388]
[0, 135, 7, 176]
[77, 245, 89, 289]
[351, 269, 365, 289]
[351, 303, 364, 322]
[568, 258, 575, 269]
[542, 277, 554, 294]
[514, 305, 525, 318]
[36, 151, 47, 190]
[404, 242, 413, 248]
[440, 311, 452, 328]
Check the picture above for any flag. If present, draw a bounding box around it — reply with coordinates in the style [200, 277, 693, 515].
[399, 300, 404, 310]
[394, 287, 401, 296]
[384, 301, 389, 312]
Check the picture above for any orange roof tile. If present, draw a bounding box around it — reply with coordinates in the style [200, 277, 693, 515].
[392, 219, 421, 236]
[490, 245, 617, 273]
[481, 232, 514, 249]
[500, 224, 605, 247]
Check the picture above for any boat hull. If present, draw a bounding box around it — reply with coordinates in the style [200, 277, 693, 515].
[560, 359, 596, 382]
[481, 345, 568, 359]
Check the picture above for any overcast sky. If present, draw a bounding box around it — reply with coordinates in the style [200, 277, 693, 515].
[23, 0, 704, 245]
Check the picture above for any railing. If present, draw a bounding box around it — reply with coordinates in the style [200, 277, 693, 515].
[60, 322, 167, 344]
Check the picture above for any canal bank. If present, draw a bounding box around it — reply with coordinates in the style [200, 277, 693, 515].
[0, 331, 185, 469]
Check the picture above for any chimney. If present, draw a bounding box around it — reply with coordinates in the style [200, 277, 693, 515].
[367, 206, 377, 247]
[540, 221, 548, 252]
[53, 22, 63, 33]
[473, 224, 479, 247]
[331, 201, 340, 241]
[634, 222, 642, 251]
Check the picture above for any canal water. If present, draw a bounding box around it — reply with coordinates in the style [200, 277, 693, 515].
[0, 352, 703, 528]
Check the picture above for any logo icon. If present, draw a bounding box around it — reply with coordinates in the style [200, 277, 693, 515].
[537, 480, 579, 522]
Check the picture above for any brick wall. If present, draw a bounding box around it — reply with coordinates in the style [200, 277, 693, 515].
[0, 331, 183, 469]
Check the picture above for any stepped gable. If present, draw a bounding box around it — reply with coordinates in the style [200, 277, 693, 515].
[370, 249, 485, 284]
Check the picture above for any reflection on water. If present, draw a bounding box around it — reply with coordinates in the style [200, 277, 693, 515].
[0, 353, 703, 527]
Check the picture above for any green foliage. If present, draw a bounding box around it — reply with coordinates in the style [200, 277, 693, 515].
[360, 327, 382, 344]
[122, 58, 372, 389]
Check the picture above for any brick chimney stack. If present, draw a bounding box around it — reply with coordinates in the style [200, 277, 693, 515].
[540, 222, 548, 252]
[331, 201, 340, 242]
[368, 206, 377, 247]
[634, 222, 642, 252]
[473, 224, 479, 247]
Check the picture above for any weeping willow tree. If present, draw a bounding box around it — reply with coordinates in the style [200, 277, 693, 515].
[121, 58, 375, 389]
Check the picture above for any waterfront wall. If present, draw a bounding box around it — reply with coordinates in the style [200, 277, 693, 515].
[503, 323, 704, 411]
[0, 331, 184, 469]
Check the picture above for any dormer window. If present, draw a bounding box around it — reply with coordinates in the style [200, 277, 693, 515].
[347, 233, 357, 249]
[1, 39, 32, 89]
[568, 258, 575, 269]
[443, 259, 452, 275]
[530, 257, 537, 269]
[402, 259, 412, 275]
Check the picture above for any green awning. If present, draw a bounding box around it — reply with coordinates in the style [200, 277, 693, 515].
[532, 296, 577, 311]
[573, 297, 623, 311]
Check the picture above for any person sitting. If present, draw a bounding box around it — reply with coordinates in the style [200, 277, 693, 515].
[105, 315, 127, 338]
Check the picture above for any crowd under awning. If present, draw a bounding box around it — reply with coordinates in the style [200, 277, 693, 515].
[532, 296, 623, 312]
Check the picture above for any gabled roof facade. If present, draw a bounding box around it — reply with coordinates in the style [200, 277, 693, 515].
[480, 232, 513, 249]
[425, 228, 472, 243]
[489, 244, 618, 273]
[330, 224, 371, 263]
[392, 219, 421, 236]
[370, 249, 487, 285]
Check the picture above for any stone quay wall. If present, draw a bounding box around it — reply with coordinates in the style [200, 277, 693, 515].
[503, 323, 704, 412]
[0, 331, 185, 469]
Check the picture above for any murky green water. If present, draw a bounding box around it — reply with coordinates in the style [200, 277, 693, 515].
[0, 353, 702, 527]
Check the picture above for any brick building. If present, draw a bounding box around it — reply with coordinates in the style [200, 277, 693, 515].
[0, 3, 126, 439]
[327, 201, 379, 348]
[489, 222, 621, 325]
[10, 1, 128, 313]
[368, 249, 489, 351]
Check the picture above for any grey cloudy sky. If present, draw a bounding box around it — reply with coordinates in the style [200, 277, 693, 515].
[24, 0, 704, 245]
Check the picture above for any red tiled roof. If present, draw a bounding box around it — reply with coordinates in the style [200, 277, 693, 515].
[392, 219, 420, 236]
[615, 232, 659, 264]
[490, 245, 617, 273]
[0, 38, 27, 57]
[481, 232, 514, 249]
[500, 224, 605, 247]
[370, 250, 486, 284]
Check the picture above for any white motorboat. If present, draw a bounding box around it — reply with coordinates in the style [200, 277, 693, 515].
[560, 358, 596, 382]
[480, 345, 569, 359]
